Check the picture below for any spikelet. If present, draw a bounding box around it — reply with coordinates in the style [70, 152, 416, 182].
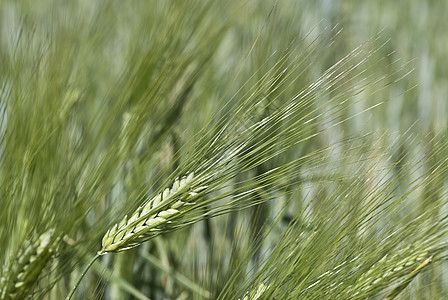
[347, 244, 438, 298]
[0, 229, 58, 300]
[99, 172, 207, 255]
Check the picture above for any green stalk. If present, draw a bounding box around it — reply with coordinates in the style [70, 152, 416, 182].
[66, 254, 100, 300]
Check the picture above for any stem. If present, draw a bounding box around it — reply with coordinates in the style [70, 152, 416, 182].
[66, 253, 100, 300]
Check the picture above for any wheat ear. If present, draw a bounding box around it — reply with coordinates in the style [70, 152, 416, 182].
[348, 242, 444, 298]
[384, 256, 432, 300]
[0, 229, 58, 300]
[67, 173, 206, 299]
[98, 172, 207, 255]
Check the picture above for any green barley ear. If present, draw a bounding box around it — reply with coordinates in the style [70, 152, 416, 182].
[98, 172, 207, 255]
[0, 229, 59, 300]
[347, 241, 446, 299]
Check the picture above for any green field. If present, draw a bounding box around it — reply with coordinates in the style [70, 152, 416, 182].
[0, 1, 447, 299]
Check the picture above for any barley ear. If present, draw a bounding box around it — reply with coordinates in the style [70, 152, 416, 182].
[349, 244, 439, 298]
[384, 256, 432, 300]
[98, 172, 206, 255]
[0, 229, 59, 300]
